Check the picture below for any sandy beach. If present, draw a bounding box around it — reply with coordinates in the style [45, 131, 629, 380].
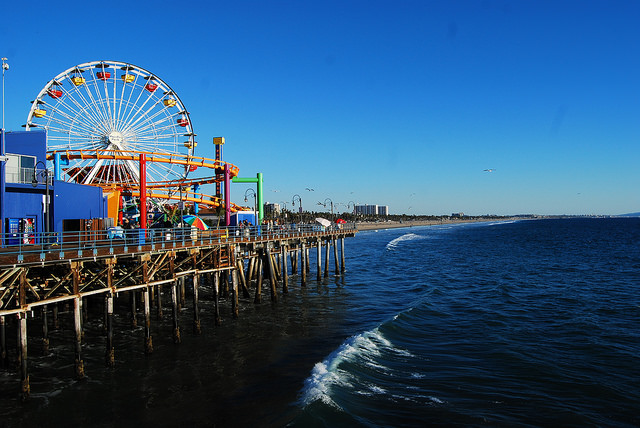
[355, 218, 517, 231]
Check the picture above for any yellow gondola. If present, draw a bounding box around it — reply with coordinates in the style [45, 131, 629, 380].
[71, 76, 85, 86]
[34, 108, 47, 118]
[121, 74, 135, 83]
[163, 97, 177, 107]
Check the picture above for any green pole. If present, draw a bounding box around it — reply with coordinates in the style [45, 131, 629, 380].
[231, 172, 264, 224]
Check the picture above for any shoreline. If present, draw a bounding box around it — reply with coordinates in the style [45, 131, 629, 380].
[355, 218, 519, 231]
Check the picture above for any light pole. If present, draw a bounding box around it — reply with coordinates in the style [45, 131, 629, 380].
[244, 188, 257, 225]
[318, 198, 334, 222]
[32, 161, 50, 235]
[280, 201, 288, 222]
[2, 57, 7, 133]
[292, 194, 302, 224]
[1, 58, 7, 245]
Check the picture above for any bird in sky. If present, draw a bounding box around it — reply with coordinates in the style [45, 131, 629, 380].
[483, 169, 496, 172]
[305, 188, 314, 191]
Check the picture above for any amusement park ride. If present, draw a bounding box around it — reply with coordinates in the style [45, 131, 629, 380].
[24, 60, 250, 228]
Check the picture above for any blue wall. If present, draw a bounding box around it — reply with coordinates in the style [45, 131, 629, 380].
[4, 184, 46, 231]
[52, 180, 105, 232]
[5, 130, 47, 162]
[1, 130, 107, 235]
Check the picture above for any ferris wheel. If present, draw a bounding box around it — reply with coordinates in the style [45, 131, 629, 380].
[25, 60, 197, 186]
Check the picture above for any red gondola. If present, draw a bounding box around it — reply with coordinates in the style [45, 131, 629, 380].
[48, 88, 63, 99]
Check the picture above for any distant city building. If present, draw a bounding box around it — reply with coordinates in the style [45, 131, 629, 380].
[264, 202, 281, 216]
[451, 212, 465, 218]
[355, 204, 388, 216]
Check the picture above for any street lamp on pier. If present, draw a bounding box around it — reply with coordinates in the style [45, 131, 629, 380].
[318, 198, 334, 222]
[244, 188, 257, 225]
[31, 161, 50, 235]
[292, 194, 302, 223]
[2, 57, 8, 132]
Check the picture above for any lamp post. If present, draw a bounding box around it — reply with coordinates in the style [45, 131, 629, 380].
[292, 194, 302, 224]
[244, 188, 257, 225]
[280, 201, 288, 222]
[32, 161, 50, 235]
[1, 58, 8, 244]
[2, 57, 7, 133]
[318, 197, 334, 222]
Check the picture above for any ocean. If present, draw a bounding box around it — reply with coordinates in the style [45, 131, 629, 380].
[1, 217, 638, 427]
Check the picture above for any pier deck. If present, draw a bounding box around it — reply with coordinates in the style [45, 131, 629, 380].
[0, 224, 357, 399]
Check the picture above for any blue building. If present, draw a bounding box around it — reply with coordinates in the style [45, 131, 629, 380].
[1, 130, 107, 243]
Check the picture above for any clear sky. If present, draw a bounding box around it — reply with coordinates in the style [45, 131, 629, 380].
[2, 0, 639, 216]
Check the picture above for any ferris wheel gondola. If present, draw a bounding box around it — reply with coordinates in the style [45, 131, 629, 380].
[25, 60, 197, 188]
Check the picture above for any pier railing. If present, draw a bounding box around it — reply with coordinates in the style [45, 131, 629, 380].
[0, 223, 357, 265]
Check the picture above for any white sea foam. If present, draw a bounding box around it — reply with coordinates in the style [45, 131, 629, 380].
[299, 327, 416, 407]
[385, 233, 427, 250]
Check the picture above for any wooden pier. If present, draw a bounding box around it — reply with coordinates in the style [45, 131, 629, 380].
[0, 225, 356, 400]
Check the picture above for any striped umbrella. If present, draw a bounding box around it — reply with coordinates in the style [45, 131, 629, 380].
[182, 215, 209, 230]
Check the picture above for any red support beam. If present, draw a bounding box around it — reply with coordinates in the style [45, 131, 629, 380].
[140, 154, 147, 229]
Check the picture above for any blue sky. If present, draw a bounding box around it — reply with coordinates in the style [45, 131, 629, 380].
[2, 0, 639, 215]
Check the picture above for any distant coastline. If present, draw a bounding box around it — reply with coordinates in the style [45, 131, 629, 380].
[355, 218, 514, 231]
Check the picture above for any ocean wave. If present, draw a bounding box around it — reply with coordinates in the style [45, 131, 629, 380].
[385, 233, 427, 251]
[299, 327, 415, 408]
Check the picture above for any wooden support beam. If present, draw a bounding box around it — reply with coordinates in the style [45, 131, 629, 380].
[254, 256, 263, 304]
[246, 257, 255, 286]
[179, 276, 186, 310]
[171, 280, 181, 344]
[281, 245, 288, 294]
[324, 239, 330, 278]
[19, 312, 29, 401]
[317, 239, 322, 281]
[266, 248, 278, 302]
[301, 242, 307, 286]
[341, 237, 346, 273]
[231, 270, 239, 319]
[213, 272, 221, 325]
[42, 305, 49, 355]
[193, 274, 201, 334]
[105, 294, 115, 367]
[0, 315, 6, 368]
[130, 291, 138, 328]
[73, 296, 84, 379]
[144, 287, 153, 354]
[237, 260, 250, 298]
[333, 238, 340, 276]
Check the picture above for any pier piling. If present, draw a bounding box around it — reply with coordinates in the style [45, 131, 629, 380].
[213, 272, 222, 325]
[0, 224, 355, 395]
[105, 294, 115, 367]
[19, 312, 29, 401]
[42, 305, 49, 355]
[317, 240, 322, 281]
[1, 315, 6, 368]
[74, 297, 85, 379]
[144, 288, 153, 353]
[301, 243, 307, 286]
[171, 280, 181, 344]
[192, 274, 201, 335]
[333, 238, 340, 276]
[281, 245, 288, 293]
